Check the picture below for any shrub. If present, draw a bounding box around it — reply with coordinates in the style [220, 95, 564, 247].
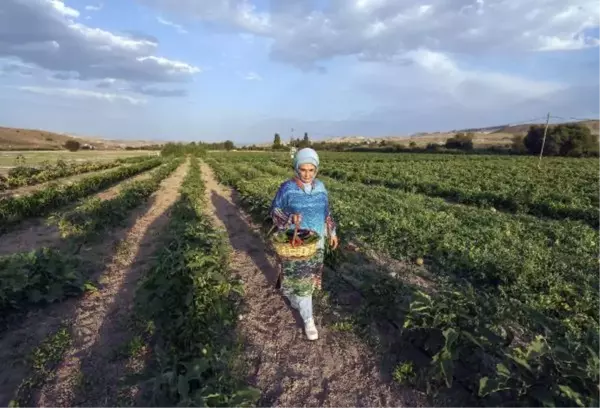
[446, 132, 474, 150]
[524, 123, 598, 157]
[511, 135, 527, 153]
[64, 140, 81, 152]
[224, 140, 235, 151]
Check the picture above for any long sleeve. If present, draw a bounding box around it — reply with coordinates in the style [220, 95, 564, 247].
[270, 183, 292, 230]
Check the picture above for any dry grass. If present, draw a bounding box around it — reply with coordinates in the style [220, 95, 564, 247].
[0, 126, 164, 151]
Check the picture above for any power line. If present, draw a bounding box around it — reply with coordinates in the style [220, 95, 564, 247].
[502, 116, 548, 126]
[550, 115, 599, 122]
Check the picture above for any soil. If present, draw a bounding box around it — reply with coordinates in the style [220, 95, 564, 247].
[199, 162, 427, 407]
[0, 161, 189, 407]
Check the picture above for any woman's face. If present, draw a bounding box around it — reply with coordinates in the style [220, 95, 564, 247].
[298, 163, 316, 183]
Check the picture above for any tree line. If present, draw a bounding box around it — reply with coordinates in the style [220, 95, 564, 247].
[60, 122, 598, 158]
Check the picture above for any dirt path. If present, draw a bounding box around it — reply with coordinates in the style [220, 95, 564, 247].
[0, 161, 188, 407]
[0, 166, 158, 256]
[199, 162, 425, 407]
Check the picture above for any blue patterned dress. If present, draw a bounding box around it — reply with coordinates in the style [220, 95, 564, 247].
[270, 177, 337, 297]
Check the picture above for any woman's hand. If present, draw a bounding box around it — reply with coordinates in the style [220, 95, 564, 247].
[329, 235, 339, 250]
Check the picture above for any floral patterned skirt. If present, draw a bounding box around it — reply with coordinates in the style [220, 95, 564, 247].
[279, 249, 324, 297]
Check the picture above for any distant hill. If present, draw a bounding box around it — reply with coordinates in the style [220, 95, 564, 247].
[492, 120, 599, 136]
[2, 119, 598, 151]
[0, 126, 164, 150]
[453, 124, 508, 134]
[312, 120, 599, 148]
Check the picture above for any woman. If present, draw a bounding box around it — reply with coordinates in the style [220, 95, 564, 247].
[270, 148, 339, 341]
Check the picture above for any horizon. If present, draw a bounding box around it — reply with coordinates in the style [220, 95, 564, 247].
[0, 0, 598, 144]
[2, 113, 598, 147]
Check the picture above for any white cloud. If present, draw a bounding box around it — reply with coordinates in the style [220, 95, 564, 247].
[140, 0, 599, 67]
[351, 49, 564, 112]
[409, 49, 562, 100]
[156, 16, 188, 34]
[136, 56, 200, 74]
[141, 0, 271, 34]
[49, 0, 80, 18]
[18, 86, 146, 105]
[244, 71, 262, 81]
[537, 34, 600, 51]
[85, 3, 103, 12]
[0, 0, 199, 87]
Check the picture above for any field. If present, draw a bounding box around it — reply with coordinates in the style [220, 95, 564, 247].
[0, 150, 597, 407]
[0, 150, 157, 173]
[205, 151, 600, 406]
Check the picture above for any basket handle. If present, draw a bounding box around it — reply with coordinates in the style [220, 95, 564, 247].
[291, 222, 300, 247]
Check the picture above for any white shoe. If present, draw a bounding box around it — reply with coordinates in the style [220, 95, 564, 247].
[304, 318, 319, 340]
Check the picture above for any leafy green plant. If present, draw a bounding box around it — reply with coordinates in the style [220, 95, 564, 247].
[479, 334, 599, 407]
[53, 158, 182, 239]
[1, 156, 154, 191]
[0, 157, 163, 227]
[133, 157, 259, 407]
[0, 248, 85, 312]
[205, 152, 599, 406]
[393, 361, 417, 386]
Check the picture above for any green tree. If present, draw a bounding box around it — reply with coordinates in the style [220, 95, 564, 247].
[273, 133, 282, 150]
[299, 132, 310, 148]
[224, 140, 235, 151]
[64, 140, 81, 152]
[445, 132, 474, 150]
[524, 123, 598, 157]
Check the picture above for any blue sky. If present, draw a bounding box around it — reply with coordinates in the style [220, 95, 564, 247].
[0, 0, 598, 144]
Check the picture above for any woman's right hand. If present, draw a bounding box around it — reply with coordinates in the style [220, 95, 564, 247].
[292, 214, 302, 225]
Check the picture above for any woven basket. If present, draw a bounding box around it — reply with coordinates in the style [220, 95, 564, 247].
[271, 225, 319, 260]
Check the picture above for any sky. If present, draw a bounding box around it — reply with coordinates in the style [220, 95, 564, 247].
[0, 0, 598, 144]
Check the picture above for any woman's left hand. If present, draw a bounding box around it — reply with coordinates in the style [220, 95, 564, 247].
[329, 235, 339, 250]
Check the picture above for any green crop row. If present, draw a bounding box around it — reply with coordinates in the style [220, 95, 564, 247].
[219, 157, 599, 338]
[133, 157, 259, 407]
[0, 159, 182, 317]
[54, 158, 182, 240]
[0, 247, 88, 314]
[0, 157, 163, 229]
[270, 153, 599, 226]
[205, 154, 599, 407]
[0, 155, 155, 191]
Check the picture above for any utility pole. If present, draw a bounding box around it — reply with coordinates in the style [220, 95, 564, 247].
[290, 128, 295, 159]
[538, 112, 551, 168]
